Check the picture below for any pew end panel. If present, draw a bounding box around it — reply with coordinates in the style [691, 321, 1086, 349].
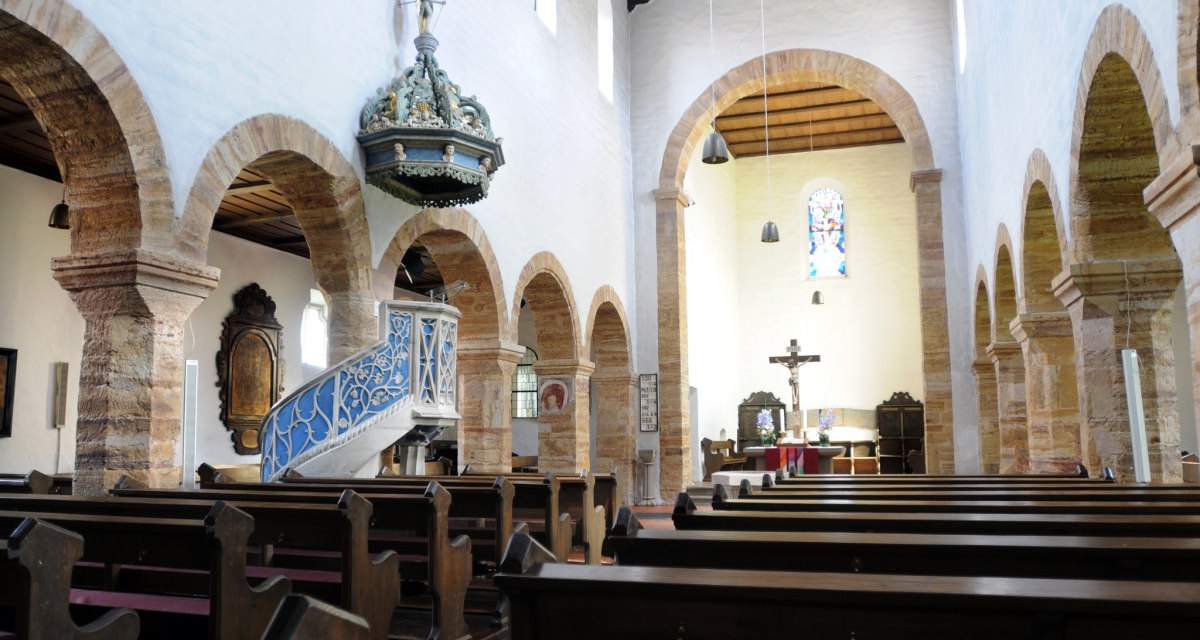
[335, 490, 402, 640]
[205, 500, 294, 640]
[261, 594, 370, 640]
[1, 518, 140, 640]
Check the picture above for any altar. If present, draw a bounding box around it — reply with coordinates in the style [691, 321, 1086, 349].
[742, 444, 845, 474]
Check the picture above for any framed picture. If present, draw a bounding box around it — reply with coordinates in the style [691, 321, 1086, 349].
[0, 348, 15, 438]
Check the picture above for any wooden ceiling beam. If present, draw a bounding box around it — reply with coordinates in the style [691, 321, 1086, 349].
[225, 180, 275, 196]
[726, 85, 857, 109]
[0, 113, 39, 135]
[721, 114, 898, 142]
[716, 99, 880, 130]
[274, 235, 310, 247]
[730, 130, 904, 158]
[214, 212, 298, 230]
[718, 107, 890, 136]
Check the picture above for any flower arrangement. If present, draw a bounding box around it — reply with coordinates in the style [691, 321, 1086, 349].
[817, 409, 834, 446]
[756, 409, 777, 446]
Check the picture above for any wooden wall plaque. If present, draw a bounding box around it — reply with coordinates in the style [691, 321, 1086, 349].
[216, 283, 284, 454]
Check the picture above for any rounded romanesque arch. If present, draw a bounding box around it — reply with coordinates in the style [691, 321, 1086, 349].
[1065, 5, 1184, 481]
[181, 114, 376, 361]
[0, 0, 175, 256]
[973, 267, 1000, 474]
[512, 252, 588, 474]
[1018, 149, 1085, 474]
[655, 48, 953, 495]
[382, 208, 517, 474]
[586, 286, 635, 500]
[992, 230, 1029, 473]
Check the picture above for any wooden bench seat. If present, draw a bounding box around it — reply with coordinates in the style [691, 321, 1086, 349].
[1, 490, 398, 640]
[752, 487, 1200, 501]
[1, 518, 139, 640]
[110, 483, 467, 639]
[495, 532, 1200, 640]
[608, 507, 1200, 582]
[673, 493, 1200, 537]
[712, 489, 1200, 516]
[0, 503, 288, 640]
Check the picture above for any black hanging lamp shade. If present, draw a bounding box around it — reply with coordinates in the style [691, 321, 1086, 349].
[48, 200, 69, 230]
[811, 291, 825, 305]
[702, 129, 729, 164]
[357, 1, 503, 207]
[761, 220, 779, 243]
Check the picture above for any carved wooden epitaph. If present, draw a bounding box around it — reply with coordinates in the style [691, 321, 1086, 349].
[217, 284, 284, 454]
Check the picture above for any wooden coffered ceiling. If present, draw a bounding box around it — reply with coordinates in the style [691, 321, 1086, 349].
[0, 77, 442, 295]
[714, 80, 904, 159]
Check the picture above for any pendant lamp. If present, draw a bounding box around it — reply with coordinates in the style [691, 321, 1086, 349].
[701, 0, 729, 165]
[48, 181, 69, 230]
[758, 0, 778, 243]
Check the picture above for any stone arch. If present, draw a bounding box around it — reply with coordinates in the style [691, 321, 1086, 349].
[1017, 150, 1085, 474]
[382, 208, 517, 474]
[181, 114, 375, 361]
[973, 269, 1000, 474]
[992, 230, 1029, 473]
[655, 48, 952, 494]
[992, 227, 1018, 340]
[0, 0, 175, 256]
[1019, 150, 1069, 314]
[585, 286, 635, 501]
[512, 252, 589, 473]
[1065, 5, 1185, 481]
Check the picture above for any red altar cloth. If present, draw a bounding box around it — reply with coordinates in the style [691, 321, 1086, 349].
[764, 445, 818, 475]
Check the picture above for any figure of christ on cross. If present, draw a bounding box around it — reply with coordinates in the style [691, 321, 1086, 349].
[768, 339, 821, 428]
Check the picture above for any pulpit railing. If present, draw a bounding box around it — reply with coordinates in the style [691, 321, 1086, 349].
[259, 301, 459, 482]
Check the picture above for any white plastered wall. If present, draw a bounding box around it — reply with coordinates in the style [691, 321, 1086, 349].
[630, 0, 967, 471]
[953, 1, 1188, 465]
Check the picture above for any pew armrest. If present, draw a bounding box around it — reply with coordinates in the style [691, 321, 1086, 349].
[261, 594, 370, 640]
[499, 531, 557, 574]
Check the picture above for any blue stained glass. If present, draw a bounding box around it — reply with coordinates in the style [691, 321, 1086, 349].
[808, 187, 846, 278]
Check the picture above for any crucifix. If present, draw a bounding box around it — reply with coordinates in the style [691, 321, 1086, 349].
[769, 339, 821, 431]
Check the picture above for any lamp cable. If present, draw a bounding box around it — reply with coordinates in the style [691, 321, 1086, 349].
[759, 0, 771, 219]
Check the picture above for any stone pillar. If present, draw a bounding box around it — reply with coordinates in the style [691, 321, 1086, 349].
[457, 342, 524, 474]
[52, 250, 219, 496]
[972, 359, 1000, 474]
[654, 187, 692, 499]
[1054, 260, 1183, 482]
[987, 341, 1029, 473]
[910, 169, 955, 473]
[324, 289, 379, 364]
[532, 360, 595, 474]
[1011, 312, 1085, 474]
[591, 371, 637, 505]
[1145, 144, 1200, 466]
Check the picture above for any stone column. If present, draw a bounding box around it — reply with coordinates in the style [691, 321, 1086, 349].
[533, 359, 595, 475]
[1146, 144, 1200, 466]
[910, 169, 955, 473]
[972, 359, 1000, 474]
[591, 371, 637, 505]
[52, 250, 219, 496]
[324, 289, 379, 364]
[654, 188, 692, 499]
[457, 341, 524, 474]
[1011, 312, 1085, 474]
[1054, 260, 1183, 482]
[987, 341, 1029, 473]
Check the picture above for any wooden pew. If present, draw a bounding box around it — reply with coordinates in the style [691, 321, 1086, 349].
[281, 473, 574, 563]
[475, 470, 618, 538]
[0, 518, 140, 640]
[712, 484, 1200, 516]
[0, 490, 399, 640]
[607, 507, 1200, 582]
[112, 483, 470, 640]
[775, 471, 1115, 485]
[495, 531, 1200, 640]
[261, 595, 369, 640]
[0, 503, 289, 640]
[699, 438, 746, 481]
[750, 486, 1200, 501]
[673, 493, 1200, 537]
[0, 471, 52, 495]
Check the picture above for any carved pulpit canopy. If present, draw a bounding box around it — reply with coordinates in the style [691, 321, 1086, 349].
[217, 283, 284, 455]
[357, 0, 504, 207]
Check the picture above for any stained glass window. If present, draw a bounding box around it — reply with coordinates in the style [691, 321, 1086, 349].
[808, 188, 846, 278]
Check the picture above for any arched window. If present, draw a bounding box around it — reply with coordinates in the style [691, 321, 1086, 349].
[808, 187, 846, 278]
[301, 289, 329, 369]
[511, 347, 539, 418]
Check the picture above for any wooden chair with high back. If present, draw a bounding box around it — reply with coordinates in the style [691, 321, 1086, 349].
[701, 438, 748, 481]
